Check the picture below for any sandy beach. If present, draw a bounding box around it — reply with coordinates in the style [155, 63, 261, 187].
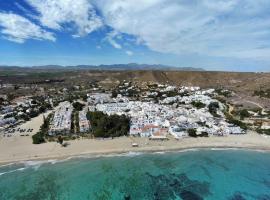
[0, 130, 270, 165]
[1, 110, 52, 137]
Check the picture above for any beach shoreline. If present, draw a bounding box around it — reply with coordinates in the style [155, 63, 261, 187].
[1, 146, 270, 168]
[0, 130, 270, 166]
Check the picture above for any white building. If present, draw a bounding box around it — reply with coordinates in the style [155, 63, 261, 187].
[48, 102, 73, 135]
[79, 108, 90, 133]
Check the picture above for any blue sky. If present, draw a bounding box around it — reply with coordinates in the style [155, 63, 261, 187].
[0, 0, 270, 72]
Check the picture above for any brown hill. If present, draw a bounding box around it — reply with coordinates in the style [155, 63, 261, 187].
[1, 69, 269, 93]
[96, 71, 270, 93]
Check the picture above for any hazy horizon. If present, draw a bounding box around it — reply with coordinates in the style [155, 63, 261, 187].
[0, 0, 270, 72]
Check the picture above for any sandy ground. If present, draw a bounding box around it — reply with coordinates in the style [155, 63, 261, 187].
[1, 110, 52, 137]
[0, 130, 269, 165]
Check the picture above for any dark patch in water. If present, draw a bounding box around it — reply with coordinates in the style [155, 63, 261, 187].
[94, 187, 112, 200]
[124, 194, 131, 200]
[229, 192, 270, 200]
[101, 162, 114, 173]
[149, 156, 178, 170]
[13, 171, 64, 200]
[95, 163, 148, 200]
[180, 190, 203, 200]
[203, 156, 230, 171]
[200, 165, 212, 179]
[0, 188, 8, 200]
[145, 172, 211, 200]
[228, 192, 246, 200]
[262, 179, 270, 189]
[257, 195, 270, 200]
[243, 176, 270, 190]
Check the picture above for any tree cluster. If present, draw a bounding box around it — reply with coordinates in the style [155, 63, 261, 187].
[257, 128, 270, 135]
[187, 128, 197, 137]
[208, 102, 220, 117]
[215, 89, 232, 97]
[187, 128, 208, 138]
[32, 131, 45, 144]
[111, 90, 118, 98]
[225, 113, 247, 130]
[87, 111, 130, 138]
[253, 89, 270, 99]
[72, 102, 85, 111]
[191, 101, 206, 109]
[239, 109, 250, 119]
[32, 114, 52, 144]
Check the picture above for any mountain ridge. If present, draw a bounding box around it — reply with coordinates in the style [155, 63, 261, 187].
[0, 63, 204, 71]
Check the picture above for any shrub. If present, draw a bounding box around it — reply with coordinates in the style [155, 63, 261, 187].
[225, 113, 248, 130]
[32, 114, 52, 144]
[111, 90, 118, 98]
[57, 136, 64, 144]
[87, 111, 130, 138]
[208, 102, 220, 117]
[198, 132, 208, 137]
[32, 132, 45, 144]
[188, 128, 197, 137]
[72, 102, 85, 111]
[191, 101, 206, 109]
[256, 129, 270, 135]
[239, 109, 250, 119]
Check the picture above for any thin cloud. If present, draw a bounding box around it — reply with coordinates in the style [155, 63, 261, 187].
[1, 0, 270, 62]
[26, 0, 103, 37]
[126, 50, 133, 56]
[105, 30, 122, 49]
[0, 12, 55, 43]
[95, 0, 270, 60]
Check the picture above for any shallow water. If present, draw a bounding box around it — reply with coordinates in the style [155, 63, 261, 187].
[0, 149, 270, 200]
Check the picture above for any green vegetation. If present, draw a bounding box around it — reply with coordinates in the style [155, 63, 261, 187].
[87, 111, 130, 138]
[82, 94, 88, 101]
[126, 89, 139, 97]
[70, 112, 75, 134]
[256, 129, 270, 135]
[187, 128, 197, 137]
[214, 96, 226, 104]
[199, 132, 209, 137]
[208, 102, 220, 117]
[191, 101, 206, 109]
[37, 101, 52, 113]
[187, 128, 208, 138]
[111, 90, 118, 98]
[57, 135, 64, 145]
[72, 102, 85, 111]
[66, 94, 81, 103]
[225, 113, 247, 130]
[32, 132, 46, 144]
[0, 98, 4, 105]
[253, 89, 270, 98]
[28, 109, 39, 118]
[19, 114, 30, 121]
[216, 89, 232, 97]
[32, 114, 52, 144]
[239, 109, 250, 119]
[187, 128, 208, 137]
[7, 94, 15, 102]
[166, 91, 178, 97]
[75, 111, 80, 133]
[147, 83, 158, 88]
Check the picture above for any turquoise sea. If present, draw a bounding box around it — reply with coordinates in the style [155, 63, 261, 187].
[0, 149, 270, 200]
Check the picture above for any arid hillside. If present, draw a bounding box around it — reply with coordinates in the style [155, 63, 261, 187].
[92, 71, 270, 93]
[1, 69, 270, 92]
[1, 69, 270, 110]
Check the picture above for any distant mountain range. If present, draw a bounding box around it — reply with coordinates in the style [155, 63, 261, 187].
[0, 63, 204, 71]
